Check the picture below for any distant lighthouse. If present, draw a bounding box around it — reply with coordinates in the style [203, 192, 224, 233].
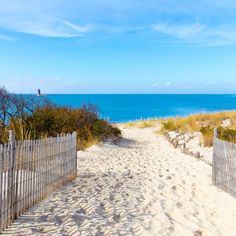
[37, 89, 41, 96]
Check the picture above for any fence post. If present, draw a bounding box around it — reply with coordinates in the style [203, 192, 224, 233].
[212, 128, 218, 186]
[0, 144, 2, 232]
[9, 130, 17, 223]
[73, 132, 77, 178]
[214, 128, 218, 139]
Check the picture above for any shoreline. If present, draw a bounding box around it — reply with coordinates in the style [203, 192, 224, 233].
[114, 109, 236, 125]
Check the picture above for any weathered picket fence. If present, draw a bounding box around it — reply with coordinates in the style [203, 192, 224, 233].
[0, 131, 77, 233]
[212, 128, 236, 197]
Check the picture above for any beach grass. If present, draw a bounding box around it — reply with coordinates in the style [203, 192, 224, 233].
[160, 111, 236, 146]
[122, 111, 236, 147]
[125, 119, 160, 129]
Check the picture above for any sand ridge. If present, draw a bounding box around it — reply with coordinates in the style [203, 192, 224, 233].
[3, 127, 236, 236]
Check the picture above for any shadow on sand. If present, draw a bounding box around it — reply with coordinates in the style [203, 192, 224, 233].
[115, 138, 137, 148]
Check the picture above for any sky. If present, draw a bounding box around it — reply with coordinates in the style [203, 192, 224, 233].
[0, 0, 236, 94]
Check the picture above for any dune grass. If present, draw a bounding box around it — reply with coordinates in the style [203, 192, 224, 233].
[124, 112, 236, 147]
[125, 119, 160, 129]
[160, 111, 236, 147]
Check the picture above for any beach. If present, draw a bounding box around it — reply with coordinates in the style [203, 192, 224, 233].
[3, 125, 236, 236]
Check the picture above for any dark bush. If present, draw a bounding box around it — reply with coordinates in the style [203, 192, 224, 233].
[92, 119, 121, 140]
[218, 127, 236, 143]
[26, 105, 121, 149]
[0, 87, 121, 149]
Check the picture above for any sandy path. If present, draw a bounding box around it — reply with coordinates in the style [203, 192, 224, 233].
[3, 127, 236, 236]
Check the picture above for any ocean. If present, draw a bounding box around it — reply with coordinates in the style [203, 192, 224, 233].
[46, 94, 236, 123]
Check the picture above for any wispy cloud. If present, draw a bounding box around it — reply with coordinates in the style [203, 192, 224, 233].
[153, 23, 206, 39]
[0, 14, 92, 38]
[151, 22, 236, 46]
[152, 82, 172, 87]
[0, 1, 236, 45]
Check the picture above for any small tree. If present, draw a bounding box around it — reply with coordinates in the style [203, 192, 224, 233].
[0, 87, 14, 127]
[0, 87, 52, 127]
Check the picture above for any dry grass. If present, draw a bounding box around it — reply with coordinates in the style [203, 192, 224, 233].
[201, 132, 214, 147]
[161, 111, 236, 132]
[160, 111, 236, 147]
[125, 119, 160, 129]
[122, 111, 236, 147]
[10, 119, 32, 141]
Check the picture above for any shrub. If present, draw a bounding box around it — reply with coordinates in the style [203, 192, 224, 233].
[0, 125, 9, 144]
[200, 126, 214, 147]
[199, 126, 236, 147]
[0, 88, 121, 149]
[92, 119, 121, 140]
[161, 119, 179, 133]
[25, 105, 121, 149]
[218, 127, 236, 143]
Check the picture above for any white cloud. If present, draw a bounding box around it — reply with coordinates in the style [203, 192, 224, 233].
[0, 0, 236, 45]
[153, 23, 206, 39]
[0, 13, 92, 38]
[152, 82, 172, 88]
[152, 22, 236, 46]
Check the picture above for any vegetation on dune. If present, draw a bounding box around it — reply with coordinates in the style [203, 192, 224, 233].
[29, 106, 121, 149]
[217, 127, 236, 144]
[123, 112, 236, 147]
[125, 119, 159, 128]
[160, 112, 236, 147]
[0, 87, 121, 149]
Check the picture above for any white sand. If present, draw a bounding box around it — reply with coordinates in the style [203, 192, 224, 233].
[3, 127, 236, 236]
[167, 131, 213, 165]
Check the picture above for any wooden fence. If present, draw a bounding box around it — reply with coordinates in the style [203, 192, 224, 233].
[212, 128, 236, 197]
[0, 131, 77, 233]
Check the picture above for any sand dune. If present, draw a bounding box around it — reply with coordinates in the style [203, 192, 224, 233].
[3, 127, 236, 236]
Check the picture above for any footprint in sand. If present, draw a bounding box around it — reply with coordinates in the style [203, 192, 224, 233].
[71, 214, 85, 225]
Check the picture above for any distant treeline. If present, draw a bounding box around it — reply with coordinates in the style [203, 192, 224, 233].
[0, 87, 121, 149]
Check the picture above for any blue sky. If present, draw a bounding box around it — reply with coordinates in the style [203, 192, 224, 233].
[0, 0, 236, 94]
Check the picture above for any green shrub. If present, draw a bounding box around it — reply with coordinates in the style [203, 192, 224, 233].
[218, 127, 236, 143]
[161, 119, 179, 133]
[200, 126, 214, 136]
[92, 119, 121, 140]
[0, 87, 121, 149]
[25, 105, 121, 149]
[199, 126, 236, 147]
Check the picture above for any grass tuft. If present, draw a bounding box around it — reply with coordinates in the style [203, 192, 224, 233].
[125, 119, 159, 129]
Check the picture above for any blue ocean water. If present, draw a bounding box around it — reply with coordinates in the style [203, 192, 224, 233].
[46, 94, 236, 123]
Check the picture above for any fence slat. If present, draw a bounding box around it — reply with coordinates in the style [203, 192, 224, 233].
[213, 129, 236, 197]
[0, 145, 3, 232]
[0, 131, 77, 233]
